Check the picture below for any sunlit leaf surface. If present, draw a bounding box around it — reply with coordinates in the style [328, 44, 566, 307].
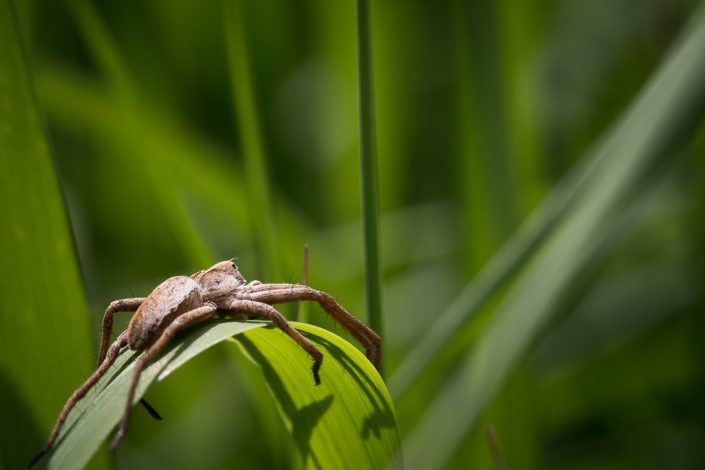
[235, 322, 401, 470]
[43, 321, 399, 470]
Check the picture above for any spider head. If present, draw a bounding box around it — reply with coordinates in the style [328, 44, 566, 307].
[191, 259, 246, 300]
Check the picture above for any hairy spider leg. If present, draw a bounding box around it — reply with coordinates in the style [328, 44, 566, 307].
[240, 285, 381, 369]
[97, 297, 162, 421]
[29, 331, 129, 468]
[97, 298, 145, 366]
[223, 299, 324, 385]
[109, 304, 217, 452]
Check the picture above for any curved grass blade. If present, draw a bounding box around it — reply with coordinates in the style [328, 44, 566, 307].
[0, 1, 98, 468]
[43, 321, 399, 470]
[43, 321, 263, 470]
[402, 4, 705, 468]
[389, 1, 705, 398]
[234, 322, 401, 469]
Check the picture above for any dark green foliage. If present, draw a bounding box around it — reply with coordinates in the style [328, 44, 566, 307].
[2, 0, 705, 468]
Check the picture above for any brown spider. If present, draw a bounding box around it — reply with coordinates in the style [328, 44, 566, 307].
[30, 260, 381, 466]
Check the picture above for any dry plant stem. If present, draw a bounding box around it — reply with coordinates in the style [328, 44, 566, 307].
[484, 426, 508, 470]
[32, 260, 381, 466]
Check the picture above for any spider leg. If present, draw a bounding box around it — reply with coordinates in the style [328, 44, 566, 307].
[29, 331, 129, 468]
[97, 298, 145, 367]
[138, 398, 163, 420]
[239, 286, 381, 370]
[240, 282, 294, 292]
[223, 299, 323, 385]
[109, 304, 217, 453]
[97, 298, 162, 420]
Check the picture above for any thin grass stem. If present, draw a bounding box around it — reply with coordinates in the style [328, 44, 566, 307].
[356, 0, 384, 374]
[223, 0, 280, 279]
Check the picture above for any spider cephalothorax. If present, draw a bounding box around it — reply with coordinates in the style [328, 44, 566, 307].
[30, 260, 381, 467]
[190, 259, 247, 300]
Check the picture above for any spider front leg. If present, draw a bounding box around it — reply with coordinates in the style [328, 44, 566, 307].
[241, 285, 381, 369]
[109, 304, 217, 452]
[97, 298, 145, 367]
[29, 332, 129, 468]
[223, 299, 324, 385]
[97, 298, 162, 421]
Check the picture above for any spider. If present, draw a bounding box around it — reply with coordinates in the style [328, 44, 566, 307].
[30, 260, 381, 466]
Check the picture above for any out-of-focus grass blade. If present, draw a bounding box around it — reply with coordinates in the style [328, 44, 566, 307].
[389, 144, 583, 397]
[235, 322, 401, 470]
[43, 321, 400, 470]
[402, 4, 705, 468]
[389, 2, 705, 399]
[0, 1, 100, 468]
[44, 322, 263, 469]
[64, 0, 213, 268]
[223, 0, 281, 279]
[35, 62, 252, 238]
[452, 0, 519, 273]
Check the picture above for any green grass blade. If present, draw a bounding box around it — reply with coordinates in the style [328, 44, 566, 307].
[236, 322, 401, 469]
[389, 138, 587, 397]
[389, 2, 705, 398]
[402, 4, 705, 468]
[64, 0, 134, 98]
[0, 2, 100, 468]
[0, 0, 107, 468]
[35, 62, 253, 238]
[42, 321, 399, 469]
[64, 0, 214, 269]
[223, 0, 280, 279]
[43, 321, 262, 470]
[356, 0, 384, 370]
[452, 0, 519, 273]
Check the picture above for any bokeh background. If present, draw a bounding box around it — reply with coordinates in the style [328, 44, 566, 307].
[2, 0, 705, 468]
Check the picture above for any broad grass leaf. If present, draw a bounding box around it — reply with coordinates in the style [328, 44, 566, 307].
[234, 322, 401, 470]
[43, 321, 400, 470]
[0, 2, 99, 468]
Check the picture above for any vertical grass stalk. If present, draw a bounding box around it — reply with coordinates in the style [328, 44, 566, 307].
[66, 0, 213, 268]
[356, 0, 384, 373]
[223, 0, 280, 279]
[0, 1, 99, 466]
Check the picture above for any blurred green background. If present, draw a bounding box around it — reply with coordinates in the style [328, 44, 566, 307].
[2, 0, 705, 468]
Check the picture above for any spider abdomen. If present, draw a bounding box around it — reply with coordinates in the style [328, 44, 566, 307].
[127, 276, 202, 350]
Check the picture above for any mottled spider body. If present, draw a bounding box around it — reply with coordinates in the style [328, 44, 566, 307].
[127, 276, 202, 350]
[190, 259, 247, 300]
[30, 260, 381, 467]
[126, 261, 246, 351]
